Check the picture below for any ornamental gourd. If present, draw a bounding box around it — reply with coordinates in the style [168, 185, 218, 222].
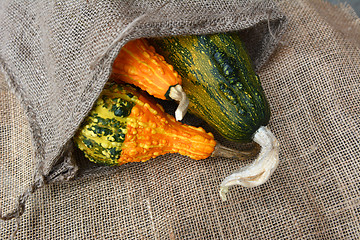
[74, 82, 257, 166]
[149, 32, 279, 200]
[111, 38, 188, 121]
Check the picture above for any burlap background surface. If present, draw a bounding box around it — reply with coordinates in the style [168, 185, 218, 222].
[1, 0, 360, 239]
[0, 0, 286, 224]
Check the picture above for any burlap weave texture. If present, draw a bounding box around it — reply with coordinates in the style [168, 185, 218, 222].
[1, 0, 360, 239]
[0, 0, 286, 223]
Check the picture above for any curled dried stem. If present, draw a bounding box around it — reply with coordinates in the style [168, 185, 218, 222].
[219, 126, 279, 201]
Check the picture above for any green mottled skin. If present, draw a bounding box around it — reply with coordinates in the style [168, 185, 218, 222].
[149, 32, 270, 142]
[74, 83, 136, 165]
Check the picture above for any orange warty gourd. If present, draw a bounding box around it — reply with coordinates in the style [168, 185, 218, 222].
[111, 38, 188, 121]
[74, 82, 253, 166]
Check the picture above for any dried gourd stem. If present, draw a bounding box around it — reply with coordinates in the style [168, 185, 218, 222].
[168, 84, 189, 121]
[219, 126, 279, 201]
[211, 142, 260, 160]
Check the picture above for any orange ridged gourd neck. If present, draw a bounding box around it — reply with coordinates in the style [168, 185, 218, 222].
[120, 90, 216, 164]
[111, 38, 182, 100]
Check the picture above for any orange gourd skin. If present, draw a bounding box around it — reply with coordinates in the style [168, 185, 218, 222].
[120, 91, 216, 164]
[111, 38, 182, 100]
[74, 83, 216, 166]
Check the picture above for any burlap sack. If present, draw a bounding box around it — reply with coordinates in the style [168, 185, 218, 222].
[0, 0, 285, 220]
[1, 0, 359, 239]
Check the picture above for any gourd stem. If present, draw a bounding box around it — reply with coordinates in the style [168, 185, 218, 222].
[211, 143, 260, 160]
[219, 126, 279, 201]
[169, 85, 189, 121]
